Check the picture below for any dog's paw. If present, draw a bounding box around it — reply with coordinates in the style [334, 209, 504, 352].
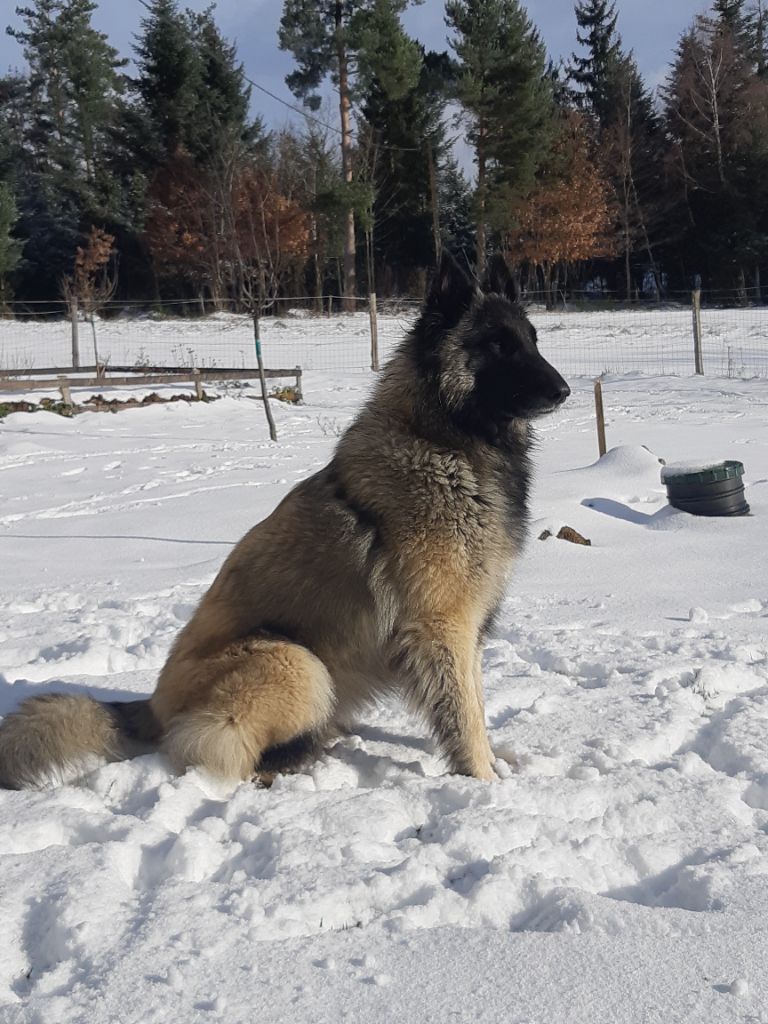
[492, 756, 515, 780]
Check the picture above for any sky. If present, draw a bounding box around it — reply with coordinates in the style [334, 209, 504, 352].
[0, 0, 713, 132]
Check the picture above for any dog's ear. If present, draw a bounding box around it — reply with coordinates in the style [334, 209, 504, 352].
[425, 251, 475, 326]
[483, 253, 520, 305]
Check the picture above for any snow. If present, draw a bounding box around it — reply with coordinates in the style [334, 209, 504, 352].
[1, 318, 768, 1022]
[660, 460, 744, 481]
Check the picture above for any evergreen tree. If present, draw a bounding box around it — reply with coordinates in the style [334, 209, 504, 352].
[361, 48, 455, 291]
[745, 0, 767, 74]
[278, 0, 421, 308]
[568, 1, 664, 296]
[128, 1, 267, 303]
[0, 183, 24, 303]
[445, 0, 555, 272]
[187, 7, 262, 161]
[6, 0, 126, 297]
[132, 0, 200, 164]
[713, 0, 748, 34]
[662, 15, 768, 289]
[0, 74, 28, 183]
[58, 0, 127, 189]
[9, 0, 125, 200]
[437, 156, 474, 264]
[601, 54, 666, 296]
[568, 0, 621, 129]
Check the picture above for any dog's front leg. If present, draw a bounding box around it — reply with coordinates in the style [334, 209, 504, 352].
[472, 646, 496, 772]
[394, 622, 496, 781]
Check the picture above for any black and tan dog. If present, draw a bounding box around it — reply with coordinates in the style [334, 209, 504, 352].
[0, 254, 569, 789]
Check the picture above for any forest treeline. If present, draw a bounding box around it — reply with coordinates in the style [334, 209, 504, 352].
[1, 0, 767, 310]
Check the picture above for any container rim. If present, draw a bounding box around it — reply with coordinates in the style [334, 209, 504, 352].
[661, 460, 744, 485]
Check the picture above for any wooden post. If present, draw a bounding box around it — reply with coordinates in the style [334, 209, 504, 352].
[253, 309, 277, 442]
[295, 366, 303, 403]
[193, 368, 203, 400]
[59, 376, 72, 407]
[692, 289, 704, 374]
[369, 292, 380, 372]
[70, 298, 80, 370]
[594, 378, 607, 458]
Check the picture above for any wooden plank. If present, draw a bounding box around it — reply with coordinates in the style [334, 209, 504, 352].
[1, 367, 302, 393]
[0, 366, 102, 377]
[0, 366, 299, 379]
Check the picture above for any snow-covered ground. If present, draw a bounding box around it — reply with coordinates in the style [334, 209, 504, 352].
[1, 325, 768, 1022]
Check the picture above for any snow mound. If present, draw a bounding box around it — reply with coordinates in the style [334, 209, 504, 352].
[578, 445, 665, 478]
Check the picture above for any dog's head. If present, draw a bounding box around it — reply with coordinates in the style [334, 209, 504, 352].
[417, 252, 570, 430]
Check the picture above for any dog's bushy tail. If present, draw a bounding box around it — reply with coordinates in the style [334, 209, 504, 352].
[0, 694, 161, 789]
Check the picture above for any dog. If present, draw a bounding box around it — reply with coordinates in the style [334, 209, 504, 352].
[0, 253, 569, 789]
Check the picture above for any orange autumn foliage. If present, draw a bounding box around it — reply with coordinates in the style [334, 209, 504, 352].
[144, 153, 309, 299]
[507, 111, 615, 268]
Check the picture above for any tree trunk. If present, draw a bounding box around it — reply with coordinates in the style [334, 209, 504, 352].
[336, 1, 356, 312]
[476, 130, 487, 275]
[737, 267, 747, 305]
[426, 139, 442, 264]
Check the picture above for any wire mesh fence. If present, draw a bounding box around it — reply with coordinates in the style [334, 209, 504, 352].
[1, 294, 767, 380]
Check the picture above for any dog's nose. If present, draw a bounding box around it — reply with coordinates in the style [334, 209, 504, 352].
[552, 382, 570, 405]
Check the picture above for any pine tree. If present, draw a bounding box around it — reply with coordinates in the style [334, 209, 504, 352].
[662, 15, 768, 289]
[361, 48, 455, 291]
[7, 0, 126, 297]
[445, 0, 555, 272]
[188, 8, 262, 161]
[57, 0, 127, 188]
[0, 183, 24, 304]
[745, 0, 767, 75]
[132, 0, 200, 164]
[9, 0, 124, 197]
[568, 0, 621, 129]
[567, 1, 664, 296]
[713, 0, 748, 34]
[602, 55, 666, 296]
[278, 0, 421, 309]
[438, 156, 474, 263]
[0, 75, 28, 183]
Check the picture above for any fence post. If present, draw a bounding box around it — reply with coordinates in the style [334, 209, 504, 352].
[594, 378, 607, 458]
[58, 376, 72, 407]
[252, 309, 278, 442]
[369, 291, 380, 372]
[692, 288, 704, 374]
[70, 298, 80, 370]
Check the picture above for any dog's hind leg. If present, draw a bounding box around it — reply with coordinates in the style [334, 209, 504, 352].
[159, 637, 335, 783]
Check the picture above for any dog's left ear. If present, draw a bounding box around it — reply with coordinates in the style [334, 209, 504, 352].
[426, 251, 476, 326]
[483, 253, 520, 305]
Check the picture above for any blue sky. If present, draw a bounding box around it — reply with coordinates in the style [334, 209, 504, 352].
[1, 0, 712, 130]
